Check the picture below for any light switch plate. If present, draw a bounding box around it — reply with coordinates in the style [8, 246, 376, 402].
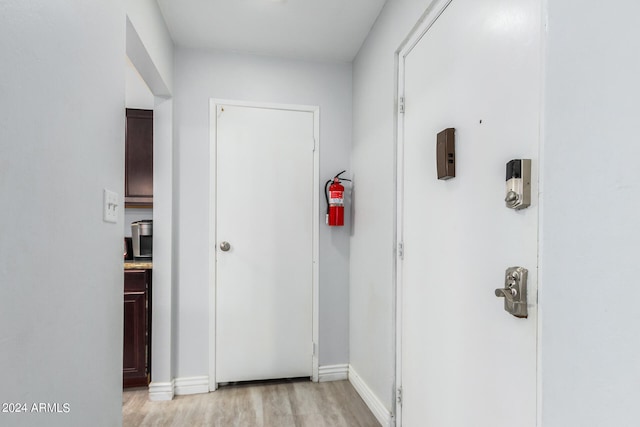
[103, 189, 119, 223]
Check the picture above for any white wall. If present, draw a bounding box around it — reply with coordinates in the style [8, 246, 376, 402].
[173, 48, 352, 378]
[151, 96, 176, 391]
[540, 0, 640, 425]
[126, 0, 174, 95]
[0, 1, 125, 426]
[126, 57, 155, 110]
[350, 0, 432, 411]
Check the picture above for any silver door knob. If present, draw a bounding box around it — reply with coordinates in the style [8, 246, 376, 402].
[220, 241, 231, 252]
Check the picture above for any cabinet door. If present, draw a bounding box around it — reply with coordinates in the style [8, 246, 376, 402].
[123, 270, 149, 388]
[125, 108, 153, 207]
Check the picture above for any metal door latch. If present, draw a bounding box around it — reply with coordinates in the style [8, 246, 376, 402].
[495, 266, 528, 318]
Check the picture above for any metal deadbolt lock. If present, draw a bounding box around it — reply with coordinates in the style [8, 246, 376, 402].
[505, 159, 531, 210]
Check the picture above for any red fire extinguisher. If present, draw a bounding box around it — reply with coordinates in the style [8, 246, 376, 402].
[325, 170, 351, 226]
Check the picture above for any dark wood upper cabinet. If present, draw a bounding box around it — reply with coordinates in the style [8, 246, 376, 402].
[125, 108, 153, 207]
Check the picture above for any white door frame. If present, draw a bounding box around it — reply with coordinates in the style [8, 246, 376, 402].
[208, 99, 320, 391]
[393, 1, 455, 424]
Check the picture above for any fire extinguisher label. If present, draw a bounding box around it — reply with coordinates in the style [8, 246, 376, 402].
[329, 190, 344, 204]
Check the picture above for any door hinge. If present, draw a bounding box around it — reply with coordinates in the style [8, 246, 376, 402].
[312, 342, 316, 356]
[312, 138, 316, 152]
[399, 97, 405, 114]
[397, 387, 403, 406]
[398, 242, 404, 260]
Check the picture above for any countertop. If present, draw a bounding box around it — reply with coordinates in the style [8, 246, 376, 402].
[124, 260, 153, 270]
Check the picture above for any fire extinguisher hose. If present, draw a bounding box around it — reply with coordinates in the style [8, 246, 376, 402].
[324, 179, 333, 215]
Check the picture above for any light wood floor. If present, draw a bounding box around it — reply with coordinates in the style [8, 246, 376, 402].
[122, 379, 381, 427]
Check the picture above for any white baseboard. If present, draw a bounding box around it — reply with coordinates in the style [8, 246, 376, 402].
[348, 365, 393, 427]
[148, 380, 175, 401]
[175, 376, 210, 396]
[318, 364, 349, 382]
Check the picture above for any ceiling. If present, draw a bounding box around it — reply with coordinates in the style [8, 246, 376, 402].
[156, 0, 388, 63]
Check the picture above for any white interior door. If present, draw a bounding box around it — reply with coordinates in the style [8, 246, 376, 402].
[215, 103, 315, 383]
[398, 0, 540, 425]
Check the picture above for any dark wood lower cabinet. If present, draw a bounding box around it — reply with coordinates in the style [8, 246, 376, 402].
[123, 269, 151, 388]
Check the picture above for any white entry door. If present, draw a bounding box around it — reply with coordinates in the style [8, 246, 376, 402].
[214, 103, 316, 383]
[398, 0, 540, 425]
